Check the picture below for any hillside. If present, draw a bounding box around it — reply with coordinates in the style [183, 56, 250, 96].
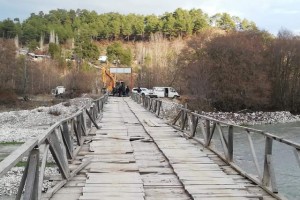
[0, 8, 300, 113]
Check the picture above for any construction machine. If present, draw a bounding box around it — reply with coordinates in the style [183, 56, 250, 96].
[101, 67, 115, 93]
[101, 67, 125, 96]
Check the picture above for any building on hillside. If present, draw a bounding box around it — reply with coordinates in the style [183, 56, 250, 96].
[27, 53, 50, 61]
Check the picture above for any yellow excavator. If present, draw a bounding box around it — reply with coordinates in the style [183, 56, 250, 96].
[101, 67, 125, 95]
[101, 67, 115, 93]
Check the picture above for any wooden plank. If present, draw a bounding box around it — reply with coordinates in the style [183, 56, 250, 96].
[48, 193, 81, 200]
[86, 109, 100, 129]
[185, 185, 245, 190]
[80, 193, 144, 199]
[266, 155, 278, 193]
[84, 183, 143, 188]
[293, 148, 300, 167]
[139, 167, 174, 174]
[172, 163, 221, 170]
[192, 194, 262, 198]
[175, 170, 229, 177]
[179, 177, 236, 182]
[43, 180, 67, 198]
[193, 197, 257, 200]
[142, 174, 182, 186]
[246, 130, 262, 179]
[85, 154, 135, 161]
[227, 125, 233, 162]
[0, 139, 38, 177]
[70, 158, 92, 179]
[88, 162, 139, 172]
[61, 121, 73, 159]
[86, 177, 142, 184]
[182, 179, 236, 185]
[188, 188, 251, 195]
[23, 149, 39, 200]
[38, 144, 49, 200]
[79, 196, 144, 200]
[47, 131, 70, 179]
[262, 137, 272, 186]
[64, 180, 85, 187]
[56, 187, 83, 194]
[83, 186, 144, 193]
[16, 153, 30, 200]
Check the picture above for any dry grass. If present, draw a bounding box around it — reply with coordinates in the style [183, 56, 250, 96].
[0, 89, 18, 105]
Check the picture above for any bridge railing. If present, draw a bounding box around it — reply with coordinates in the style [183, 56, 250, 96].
[131, 93, 163, 117]
[131, 93, 300, 199]
[0, 94, 108, 200]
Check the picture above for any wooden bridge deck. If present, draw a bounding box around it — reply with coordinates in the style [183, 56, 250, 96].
[49, 97, 276, 200]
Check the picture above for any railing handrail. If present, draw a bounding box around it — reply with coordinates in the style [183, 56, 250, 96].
[0, 94, 108, 199]
[131, 92, 300, 200]
[191, 112, 300, 150]
[131, 92, 300, 150]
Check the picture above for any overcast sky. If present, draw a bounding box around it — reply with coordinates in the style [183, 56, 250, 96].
[1, 0, 300, 35]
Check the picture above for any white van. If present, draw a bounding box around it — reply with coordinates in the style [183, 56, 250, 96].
[152, 87, 179, 98]
[51, 86, 66, 97]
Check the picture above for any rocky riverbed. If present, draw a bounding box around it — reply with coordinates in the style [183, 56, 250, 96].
[0, 167, 59, 196]
[0, 97, 94, 197]
[160, 99, 300, 126]
[0, 97, 93, 143]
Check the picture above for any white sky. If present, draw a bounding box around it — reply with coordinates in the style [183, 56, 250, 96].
[1, 0, 300, 35]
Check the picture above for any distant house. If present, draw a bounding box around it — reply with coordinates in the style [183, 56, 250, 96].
[27, 53, 50, 61]
[98, 55, 107, 63]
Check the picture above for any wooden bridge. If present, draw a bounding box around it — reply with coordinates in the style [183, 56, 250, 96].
[1, 94, 300, 200]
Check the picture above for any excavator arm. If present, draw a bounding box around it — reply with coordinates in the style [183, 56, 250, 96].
[102, 67, 115, 92]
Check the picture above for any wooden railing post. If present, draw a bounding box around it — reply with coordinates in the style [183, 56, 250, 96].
[81, 112, 87, 136]
[47, 131, 70, 179]
[96, 99, 100, 113]
[190, 114, 195, 137]
[180, 108, 185, 130]
[23, 148, 39, 200]
[294, 148, 300, 167]
[148, 98, 151, 110]
[61, 122, 73, 159]
[228, 125, 233, 162]
[86, 108, 100, 129]
[76, 115, 83, 140]
[172, 110, 182, 125]
[262, 137, 278, 193]
[93, 106, 97, 120]
[38, 144, 49, 200]
[157, 100, 162, 117]
[205, 119, 210, 146]
[153, 100, 157, 113]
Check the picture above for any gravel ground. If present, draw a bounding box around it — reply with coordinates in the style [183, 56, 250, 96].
[0, 167, 59, 196]
[159, 98, 300, 125]
[0, 97, 94, 197]
[0, 97, 93, 142]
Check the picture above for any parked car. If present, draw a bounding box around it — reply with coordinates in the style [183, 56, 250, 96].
[152, 87, 179, 98]
[132, 87, 154, 97]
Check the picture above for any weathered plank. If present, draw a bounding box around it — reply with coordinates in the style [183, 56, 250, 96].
[0, 139, 38, 177]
